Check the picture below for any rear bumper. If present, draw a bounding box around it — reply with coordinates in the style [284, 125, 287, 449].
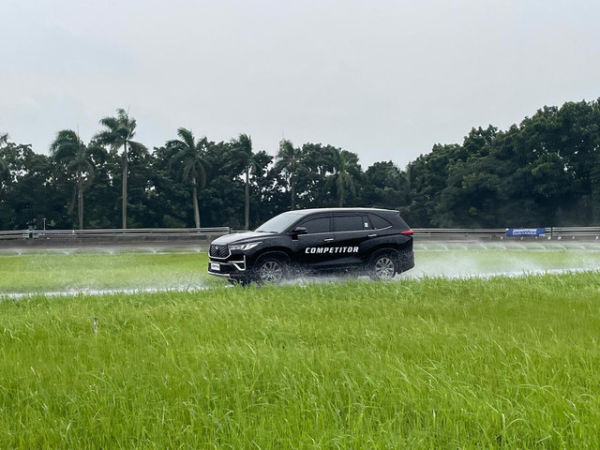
[397, 249, 415, 273]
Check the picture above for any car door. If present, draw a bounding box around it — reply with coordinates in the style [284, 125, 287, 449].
[330, 213, 372, 267]
[290, 214, 338, 269]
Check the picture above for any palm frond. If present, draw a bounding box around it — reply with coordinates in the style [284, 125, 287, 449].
[128, 140, 148, 153]
[50, 130, 85, 166]
[94, 130, 121, 150]
[177, 128, 196, 151]
[127, 118, 137, 139]
[98, 116, 119, 131]
[238, 134, 252, 153]
[182, 160, 195, 183]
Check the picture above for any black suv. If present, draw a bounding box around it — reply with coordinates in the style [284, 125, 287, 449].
[208, 208, 414, 284]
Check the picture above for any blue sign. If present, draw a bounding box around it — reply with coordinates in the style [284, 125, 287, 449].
[505, 228, 546, 237]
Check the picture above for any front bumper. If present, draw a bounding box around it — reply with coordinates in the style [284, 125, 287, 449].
[207, 255, 249, 279]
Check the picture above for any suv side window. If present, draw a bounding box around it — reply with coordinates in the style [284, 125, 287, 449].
[299, 217, 330, 234]
[333, 215, 366, 232]
[369, 214, 392, 229]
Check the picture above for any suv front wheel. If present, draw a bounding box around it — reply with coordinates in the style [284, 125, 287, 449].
[369, 249, 399, 281]
[253, 253, 289, 285]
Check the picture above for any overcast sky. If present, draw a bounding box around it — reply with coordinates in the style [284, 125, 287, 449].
[1, 0, 599, 168]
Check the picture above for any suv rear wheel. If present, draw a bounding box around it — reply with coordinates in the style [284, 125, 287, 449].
[369, 249, 399, 281]
[253, 254, 289, 284]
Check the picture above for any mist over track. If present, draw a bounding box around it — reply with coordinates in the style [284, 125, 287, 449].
[1, 241, 599, 299]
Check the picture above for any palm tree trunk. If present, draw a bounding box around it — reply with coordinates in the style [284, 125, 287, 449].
[67, 187, 76, 216]
[290, 173, 295, 210]
[244, 166, 250, 230]
[122, 141, 128, 229]
[77, 176, 84, 229]
[192, 177, 201, 228]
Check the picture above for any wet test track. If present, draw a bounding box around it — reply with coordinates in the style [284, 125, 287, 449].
[2, 241, 600, 300]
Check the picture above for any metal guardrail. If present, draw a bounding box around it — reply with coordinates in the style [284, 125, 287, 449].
[1, 226, 599, 242]
[549, 227, 600, 238]
[0, 230, 26, 240]
[413, 228, 507, 239]
[413, 227, 600, 240]
[0, 227, 230, 241]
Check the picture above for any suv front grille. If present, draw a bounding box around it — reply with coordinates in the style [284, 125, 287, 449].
[210, 244, 229, 258]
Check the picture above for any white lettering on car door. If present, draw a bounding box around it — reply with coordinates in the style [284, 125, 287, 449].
[305, 246, 359, 254]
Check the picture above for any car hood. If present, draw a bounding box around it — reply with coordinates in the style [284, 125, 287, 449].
[211, 231, 272, 245]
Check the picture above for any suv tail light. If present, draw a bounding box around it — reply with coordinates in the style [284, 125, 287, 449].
[401, 229, 414, 236]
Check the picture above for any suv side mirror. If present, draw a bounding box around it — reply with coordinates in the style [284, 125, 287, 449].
[291, 226, 307, 235]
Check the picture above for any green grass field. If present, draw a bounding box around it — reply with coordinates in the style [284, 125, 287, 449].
[1, 249, 599, 447]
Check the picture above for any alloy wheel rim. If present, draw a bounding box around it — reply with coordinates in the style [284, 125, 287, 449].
[258, 260, 283, 283]
[375, 257, 395, 279]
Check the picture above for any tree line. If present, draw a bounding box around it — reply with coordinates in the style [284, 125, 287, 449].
[1, 99, 599, 230]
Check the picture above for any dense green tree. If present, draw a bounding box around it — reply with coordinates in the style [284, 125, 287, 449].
[405, 143, 463, 226]
[2, 99, 600, 231]
[167, 128, 207, 228]
[231, 134, 256, 230]
[82, 148, 119, 229]
[275, 140, 302, 209]
[330, 148, 361, 207]
[0, 142, 64, 229]
[50, 130, 98, 229]
[148, 145, 189, 228]
[361, 161, 408, 209]
[95, 109, 146, 229]
[434, 127, 500, 227]
[123, 142, 157, 228]
[250, 151, 284, 227]
[294, 143, 336, 207]
[201, 140, 246, 228]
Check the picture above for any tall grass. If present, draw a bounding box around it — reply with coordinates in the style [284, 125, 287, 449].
[1, 274, 599, 448]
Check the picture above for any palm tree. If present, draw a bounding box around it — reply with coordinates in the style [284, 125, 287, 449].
[231, 134, 256, 229]
[167, 128, 207, 228]
[0, 134, 8, 175]
[95, 109, 146, 229]
[275, 139, 302, 209]
[50, 130, 95, 229]
[331, 149, 359, 207]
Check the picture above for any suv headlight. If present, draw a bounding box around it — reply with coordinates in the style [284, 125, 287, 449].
[229, 242, 261, 252]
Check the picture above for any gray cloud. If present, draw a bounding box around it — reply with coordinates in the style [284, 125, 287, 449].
[1, 0, 599, 168]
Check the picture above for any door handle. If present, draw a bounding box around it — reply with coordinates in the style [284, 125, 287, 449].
[323, 238, 334, 242]
[368, 234, 377, 238]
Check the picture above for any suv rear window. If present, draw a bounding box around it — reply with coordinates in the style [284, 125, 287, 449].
[369, 214, 392, 229]
[334, 215, 365, 232]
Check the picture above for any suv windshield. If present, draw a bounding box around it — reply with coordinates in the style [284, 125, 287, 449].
[255, 211, 302, 233]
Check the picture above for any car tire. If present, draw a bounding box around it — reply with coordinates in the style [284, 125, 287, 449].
[368, 249, 399, 281]
[253, 253, 289, 285]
